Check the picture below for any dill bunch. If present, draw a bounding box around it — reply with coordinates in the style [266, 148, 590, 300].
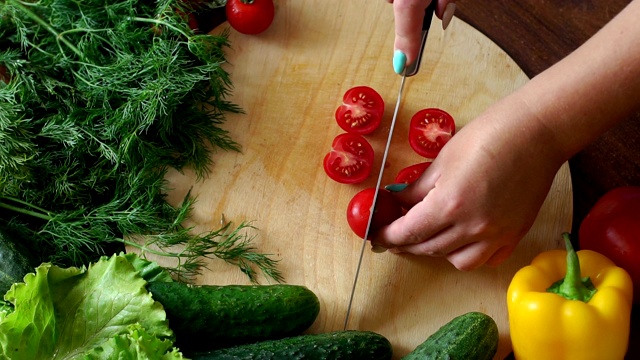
[0, 0, 283, 283]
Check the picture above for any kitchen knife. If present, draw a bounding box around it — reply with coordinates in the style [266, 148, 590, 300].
[343, 2, 437, 330]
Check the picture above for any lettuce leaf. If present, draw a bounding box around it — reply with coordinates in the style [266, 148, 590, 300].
[0, 302, 12, 323]
[84, 324, 185, 360]
[0, 254, 174, 359]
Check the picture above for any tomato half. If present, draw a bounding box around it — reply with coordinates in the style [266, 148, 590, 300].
[226, 0, 275, 35]
[578, 186, 640, 303]
[394, 162, 431, 184]
[335, 86, 385, 135]
[346, 188, 404, 239]
[408, 108, 456, 159]
[323, 133, 374, 184]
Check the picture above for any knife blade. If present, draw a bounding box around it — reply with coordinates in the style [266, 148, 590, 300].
[343, 2, 436, 331]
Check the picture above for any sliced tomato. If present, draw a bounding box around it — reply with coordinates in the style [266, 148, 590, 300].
[323, 133, 374, 184]
[408, 108, 456, 158]
[335, 86, 385, 135]
[347, 188, 404, 239]
[394, 162, 431, 184]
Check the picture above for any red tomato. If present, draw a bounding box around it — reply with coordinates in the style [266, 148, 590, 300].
[347, 188, 404, 239]
[578, 186, 640, 303]
[323, 133, 374, 184]
[335, 86, 385, 135]
[394, 162, 431, 184]
[226, 0, 275, 35]
[408, 108, 456, 159]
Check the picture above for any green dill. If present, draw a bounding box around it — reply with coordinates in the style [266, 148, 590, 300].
[0, 0, 283, 283]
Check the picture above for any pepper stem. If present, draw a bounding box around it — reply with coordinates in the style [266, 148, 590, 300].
[547, 232, 597, 302]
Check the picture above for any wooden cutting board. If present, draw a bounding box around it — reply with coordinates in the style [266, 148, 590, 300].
[161, 1, 573, 358]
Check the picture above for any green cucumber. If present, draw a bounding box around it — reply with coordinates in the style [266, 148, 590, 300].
[147, 281, 321, 352]
[402, 311, 499, 360]
[0, 229, 35, 295]
[190, 330, 393, 360]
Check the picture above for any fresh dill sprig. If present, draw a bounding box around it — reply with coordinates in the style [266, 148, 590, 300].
[0, 0, 282, 283]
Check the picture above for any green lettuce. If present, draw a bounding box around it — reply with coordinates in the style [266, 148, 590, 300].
[0, 302, 11, 323]
[0, 254, 180, 359]
[84, 324, 185, 359]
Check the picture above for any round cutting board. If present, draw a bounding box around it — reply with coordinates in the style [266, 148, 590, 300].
[162, 1, 573, 358]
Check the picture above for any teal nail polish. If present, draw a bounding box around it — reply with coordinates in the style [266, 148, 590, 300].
[385, 183, 408, 192]
[393, 50, 406, 75]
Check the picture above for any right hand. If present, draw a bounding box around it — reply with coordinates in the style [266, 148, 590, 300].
[386, 0, 456, 67]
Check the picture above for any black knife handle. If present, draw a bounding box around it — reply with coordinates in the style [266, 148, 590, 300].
[405, 1, 437, 77]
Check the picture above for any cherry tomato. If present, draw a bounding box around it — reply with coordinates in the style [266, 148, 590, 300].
[226, 0, 275, 35]
[323, 133, 374, 184]
[335, 86, 385, 135]
[578, 186, 640, 303]
[346, 188, 404, 239]
[408, 108, 456, 159]
[394, 162, 431, 184]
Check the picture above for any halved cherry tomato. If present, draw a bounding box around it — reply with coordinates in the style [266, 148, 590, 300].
[347, 188, 404, 239]
[394, 162, 431, 184]
[226, 0, 275, 35]
[335, 86, 385, 135]
[323, 133, 374, 184]
[408, 108, 456, 158]
[578, 186, 640, 303]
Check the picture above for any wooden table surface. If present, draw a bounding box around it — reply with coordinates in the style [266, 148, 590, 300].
[200, 1, 640, 358]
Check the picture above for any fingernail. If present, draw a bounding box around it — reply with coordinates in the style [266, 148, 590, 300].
[442, 2, 456, 30]
[393, 50, 406, 75]
[385, 183, 408, 192]
[371, 244, 388, 253]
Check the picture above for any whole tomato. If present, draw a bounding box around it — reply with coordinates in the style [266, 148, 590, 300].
[347, 188, 403, 239]
[226, 0, 275, 35]
[579, 186, 640, 303]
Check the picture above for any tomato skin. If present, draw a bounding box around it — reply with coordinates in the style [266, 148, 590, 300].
[323, 133, 374, 184]
[394, 162, 431, 184]
[408, 108, 456, 159]
[226, 0, 275, 35]
[347, 188, 404, 239]
[335, 86, 385, 135]
[578, 186, 640, 303]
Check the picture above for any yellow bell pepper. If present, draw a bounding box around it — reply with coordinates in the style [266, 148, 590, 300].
[507, 233, 633, 360]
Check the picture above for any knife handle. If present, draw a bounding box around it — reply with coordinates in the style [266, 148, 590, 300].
[404, 1, 437, 77]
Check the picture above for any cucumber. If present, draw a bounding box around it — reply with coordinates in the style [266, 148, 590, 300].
[402, 311, 498, 360]
[146, 281, 321, 352]
[190, 330, 393, 360]
[0, 229, 35, 295]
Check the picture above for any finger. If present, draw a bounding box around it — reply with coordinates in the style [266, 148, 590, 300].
[445, 241, 501, 271]
[435, 0, 456, 19]
[373, 197, 454, 248]
[385, 165, 440, 209]
[393, 0, 432, 65]
[439, 1, 456, 30]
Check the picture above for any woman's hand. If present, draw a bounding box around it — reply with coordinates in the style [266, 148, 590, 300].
[377, 0, 640, 271]
[386, 0, 456, 71]
[372, 95, 565, 271]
